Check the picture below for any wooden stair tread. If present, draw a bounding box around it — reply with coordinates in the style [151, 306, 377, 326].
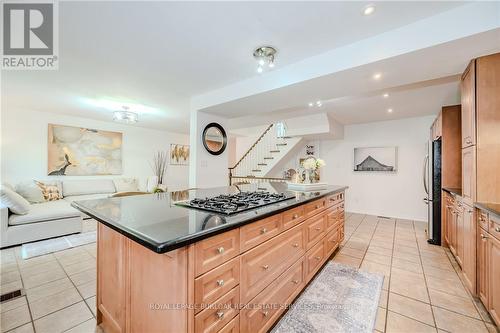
[270, 150, 280, 153]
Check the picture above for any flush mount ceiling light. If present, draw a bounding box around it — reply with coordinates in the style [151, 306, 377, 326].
[373, 73, 382, 80]
[387, 108, 393, 113]
[113, 106, 139, 123]
[363, 4, 376, 16]
[253, 46, 277, 73]
[308, 101, 322, 107]
[383, 93, 389, 98]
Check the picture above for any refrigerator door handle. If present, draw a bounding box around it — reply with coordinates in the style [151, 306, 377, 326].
[423, 155, 429, 195]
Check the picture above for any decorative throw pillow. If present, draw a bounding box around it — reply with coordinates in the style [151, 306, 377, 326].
[0, 185, 30, 215]
[113, 178, 139, 192]
[35, 181, 63, 201]
[15, 181, 46, 203]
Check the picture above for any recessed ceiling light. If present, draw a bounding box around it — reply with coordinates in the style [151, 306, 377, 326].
[363, 4, 376, 16]
[373, 73, 382, 80]
[387, 108, 393, 113]
[383, 93, 389, 98]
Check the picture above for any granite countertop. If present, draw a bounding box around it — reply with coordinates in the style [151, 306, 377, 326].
[442, 187, 463, 197]
[474, 202, 500, 219]
[72, 182, 348, 253]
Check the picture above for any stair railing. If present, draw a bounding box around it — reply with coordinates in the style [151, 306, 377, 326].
[228, 124, 288, 185]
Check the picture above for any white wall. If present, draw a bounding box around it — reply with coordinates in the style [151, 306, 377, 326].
[1, 109, 190, 190]
[320, 116, 434, 221]
[189, 111, 230, 188]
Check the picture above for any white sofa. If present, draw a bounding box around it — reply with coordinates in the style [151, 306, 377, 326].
[0, 178, 137, 248]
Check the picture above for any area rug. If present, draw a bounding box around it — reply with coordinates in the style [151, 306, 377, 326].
[271, 262, 383, 333]
[21, 231, 96, 259]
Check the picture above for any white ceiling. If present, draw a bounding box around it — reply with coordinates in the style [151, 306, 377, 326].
[1, 1, 470, 133]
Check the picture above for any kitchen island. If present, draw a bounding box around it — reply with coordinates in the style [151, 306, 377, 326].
[72, 183, 347, 333]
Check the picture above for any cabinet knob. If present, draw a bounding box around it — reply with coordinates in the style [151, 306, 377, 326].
[315, 227, 321, 231]
[468, 209, 473, 213]
[481, 234, 488, 239]
[260, 228, 267, 234]
[262, 265, 270, 270]
[314, 256, 321, 260]
[495, 227, 500, 233]
[292, 214, 299, 219]
[216, 311, 224, 319]
[217, 247, 225, 254]
[262, 311, 269, 317]
[315, 205, 320, 209]
[216, 279, 224, 287]
[292, 279, 299, 284]
[292, 243, 299, 248]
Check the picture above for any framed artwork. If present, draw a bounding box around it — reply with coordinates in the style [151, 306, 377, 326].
[170, 144, 190, 165]
[48, 124, 122, 175]
[353, 147, 397, 172]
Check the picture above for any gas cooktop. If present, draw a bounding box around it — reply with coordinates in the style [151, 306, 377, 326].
[176, 191, 295, 215]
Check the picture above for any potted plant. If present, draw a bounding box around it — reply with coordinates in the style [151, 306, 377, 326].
[150, 151, 168, 192]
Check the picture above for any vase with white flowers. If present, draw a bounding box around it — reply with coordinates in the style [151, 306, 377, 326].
[301, 157, 326, 184]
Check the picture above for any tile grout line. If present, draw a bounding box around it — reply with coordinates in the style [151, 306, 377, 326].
[11, 249, 37, 333]
[413, 219, 438, 330]
[383, 217, 396, 333]
[54, 250, 96, 320]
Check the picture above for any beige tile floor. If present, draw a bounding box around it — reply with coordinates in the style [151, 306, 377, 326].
[0, 214, 498, 333]
[335, 213, 499, 333]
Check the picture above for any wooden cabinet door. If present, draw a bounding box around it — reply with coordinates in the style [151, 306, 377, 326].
[462, 205, 476, 294]
[488, 234, 500, 326]
[461, 60, 476, 148]
[456, 209, 464, 267]
[447, 205, 457, 255]
[462, 146, 476, 206]
[477, 227, 489, 308]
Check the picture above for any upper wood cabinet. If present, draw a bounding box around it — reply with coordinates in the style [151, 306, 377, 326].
[461, 60, 476, 148]
[476, 53, 500, 204]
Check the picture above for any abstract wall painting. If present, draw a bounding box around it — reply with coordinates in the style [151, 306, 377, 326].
[47, 124, 122, 175]
[170, 144, 190, 165]
[354, 147, 397, 172]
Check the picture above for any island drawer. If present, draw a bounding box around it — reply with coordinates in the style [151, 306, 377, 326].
[324, 227, 339, 256]
[282, 206, 305, 230]
[326, 192, 344, 208]
[194, 286, 239, 333]
[219, 315, 239, 333]
[326, 204, 344, 232]
[240, 258, 305, 333]
[195, 229, 240, 276]
[304, 198, 327, 218]
[306, 240, 325, 281]
[305, 214, 326, 249]
[195, 257, 240, 314]
[240, 224, 305, 303]
[240, 214, 282, 252]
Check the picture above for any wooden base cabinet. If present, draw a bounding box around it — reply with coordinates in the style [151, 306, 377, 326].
[96, 192, 345, 333]
[461, 204, 476, 294]
[476, 208, 500, 327]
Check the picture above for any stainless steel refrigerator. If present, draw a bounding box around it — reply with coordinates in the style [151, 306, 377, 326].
[424, 138, 441, 245]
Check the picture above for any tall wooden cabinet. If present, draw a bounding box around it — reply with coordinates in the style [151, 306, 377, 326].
[461, 61, 476, 148]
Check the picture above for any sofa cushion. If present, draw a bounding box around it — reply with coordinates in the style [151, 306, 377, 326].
[62, 179, 116, 196]
[9, 200, 80, 226]
[16, 181, 46, 203]
[1, 185, 30, 215]
[35, 181, 63, 201]
[62, 193, 111, 203]
[113, 178, 139, 192]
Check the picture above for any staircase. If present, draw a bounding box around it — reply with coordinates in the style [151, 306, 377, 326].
[228, 123, 302, 185]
